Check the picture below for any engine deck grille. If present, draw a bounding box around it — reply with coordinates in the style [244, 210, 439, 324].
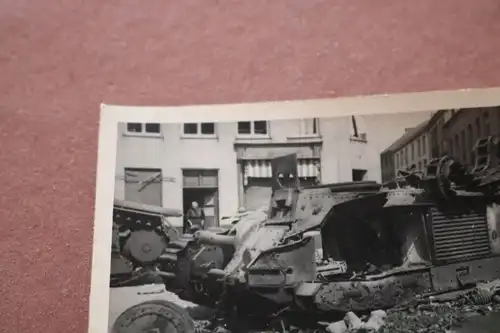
[430, 208, 492, 263]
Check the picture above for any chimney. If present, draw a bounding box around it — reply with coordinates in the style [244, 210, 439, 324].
[404, 127, 415, 133]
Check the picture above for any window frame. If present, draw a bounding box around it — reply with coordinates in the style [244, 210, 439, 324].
[123, 167, 163, 206]
[286, 118, 321, 140]
[236, 120, 270, 138]
[349, 116, 368, 142]
[124, 122, 162, 137]
[416, 138, 421, 158]
[180, 122, 217, 139]
[299, 118, 320, 137]
[422, 135, 427, 155]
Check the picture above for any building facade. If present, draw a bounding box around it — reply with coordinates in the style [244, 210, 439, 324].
[380, 120, 431, 183]
[381, 106, 500, 183]
[114, 116, 380, 227]
[430, 107, 500, 165]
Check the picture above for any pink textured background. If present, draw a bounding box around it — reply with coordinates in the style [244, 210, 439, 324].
[1, 1, 500, 332]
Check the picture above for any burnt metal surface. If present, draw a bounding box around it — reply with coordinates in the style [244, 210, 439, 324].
[313, 270, 433, 312]
[223, 225, 288, 276]
[383, 188, 426, 207]
[286, 185, 386, 236]
[430, 256, 500, 292]
[159, 228, 235, 305]
[248, 236, 316, 289]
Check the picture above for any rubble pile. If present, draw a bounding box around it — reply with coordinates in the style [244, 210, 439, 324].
[324, 281, 500, 333]
[188, 280, 500, 333]
[379, 303, 467, 333]
[325, 310, 387, 333]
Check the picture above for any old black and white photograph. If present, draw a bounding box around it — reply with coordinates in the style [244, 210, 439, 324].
[91, 96, 500, 333]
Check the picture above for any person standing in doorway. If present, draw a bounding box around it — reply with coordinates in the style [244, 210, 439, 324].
[186, 201, 205, 232]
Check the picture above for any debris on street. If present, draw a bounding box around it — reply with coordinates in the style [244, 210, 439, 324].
[323, 310, 387, 333]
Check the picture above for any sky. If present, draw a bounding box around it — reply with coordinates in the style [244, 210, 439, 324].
[357, 110, 434, 154]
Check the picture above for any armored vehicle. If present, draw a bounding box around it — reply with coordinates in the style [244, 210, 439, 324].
[109, 200, 200, 333]
[120, 136, 500, 331]
[111, 199, 182, 275]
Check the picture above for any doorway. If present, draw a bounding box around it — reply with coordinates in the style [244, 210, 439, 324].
[182, 169, 219, 228]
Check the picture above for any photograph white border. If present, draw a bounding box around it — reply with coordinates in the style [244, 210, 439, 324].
[88, 87, 500, 333]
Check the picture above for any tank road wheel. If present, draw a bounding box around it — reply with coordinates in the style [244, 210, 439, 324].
[123, 230, 168, 264]
[112, 300, 195, 333]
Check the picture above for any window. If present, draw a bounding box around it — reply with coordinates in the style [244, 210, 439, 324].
[126, 122, 161, 134]
[182, 122, 216, 136]
[476, 117, 481, 138]
[411, 142, 415, 161]
[182, 170, 218, 188]
[237, 121, 268, 136]
[350, 116, 367, 141]
[352, 169, 367, 181]
[461, 130, 466, 161]
[422, 135, 426, 155]
[443, 110, 453, 123]
[467, 124, 473, 162]
[431, 127, 439, 157]
[300, 118, 319, 136]
[483, 112, 490, 136]
[124, 168, 163, 206]
[417, 139, 421, 158]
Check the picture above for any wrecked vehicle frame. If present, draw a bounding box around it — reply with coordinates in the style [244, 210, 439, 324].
[126, 136, 500, 331]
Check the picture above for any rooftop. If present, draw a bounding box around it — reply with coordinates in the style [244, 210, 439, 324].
[381, 118, 430, 154]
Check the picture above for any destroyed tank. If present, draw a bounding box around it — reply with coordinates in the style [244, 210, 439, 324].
[109, 200, 204, 333]
[150, 136, 500, 330]
[111, 199, 182, 281]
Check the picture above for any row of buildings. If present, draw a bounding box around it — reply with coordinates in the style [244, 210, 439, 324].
[380, 106, 500, 183]
[114, 116, 382, 227]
